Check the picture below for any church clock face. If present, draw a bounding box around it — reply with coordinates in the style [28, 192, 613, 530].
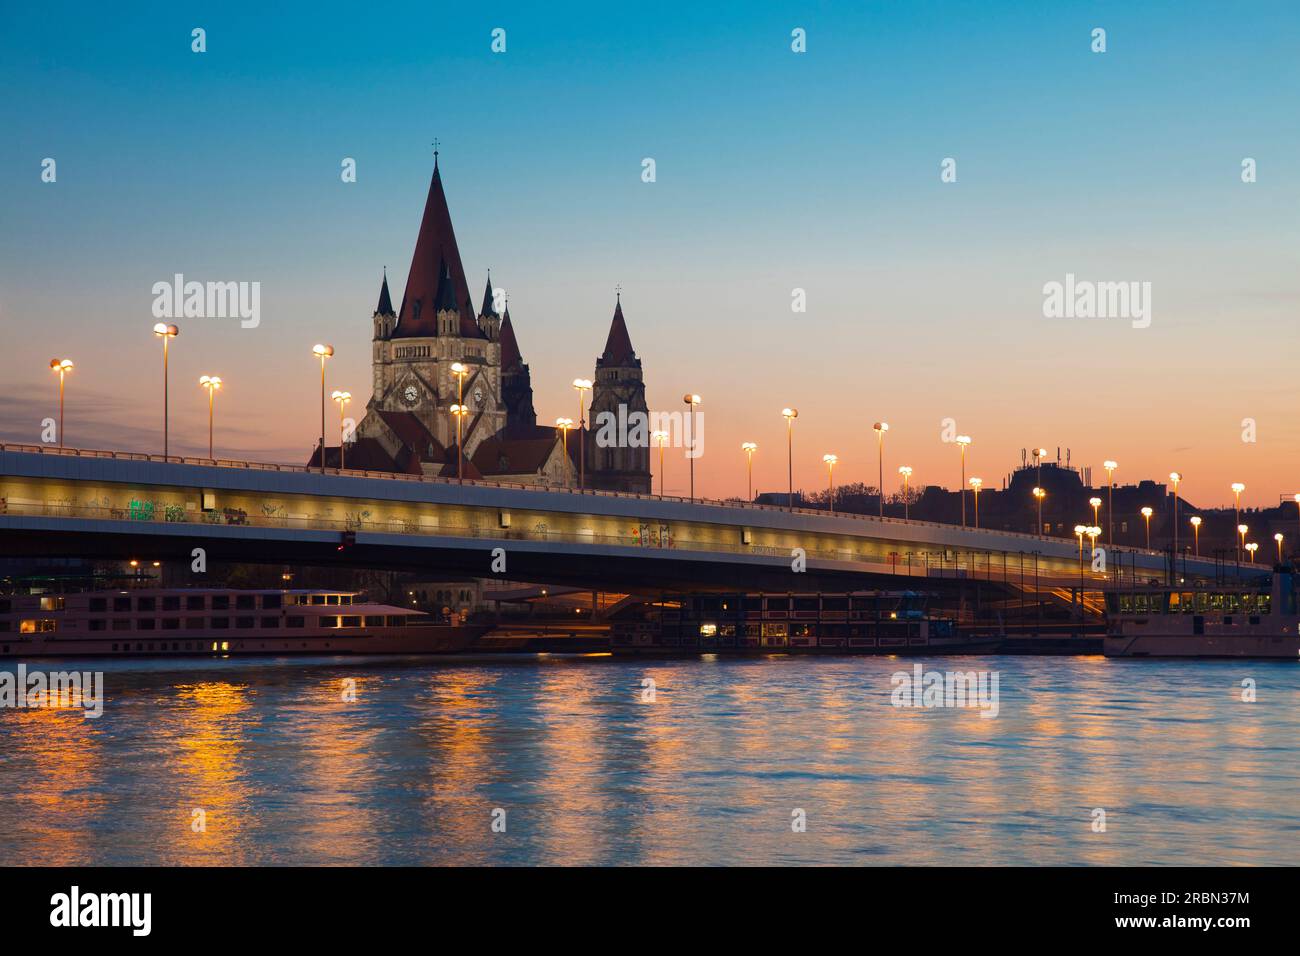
[402, 385, 418, 406]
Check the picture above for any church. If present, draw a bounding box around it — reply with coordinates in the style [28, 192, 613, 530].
[310, 156, 652, 494]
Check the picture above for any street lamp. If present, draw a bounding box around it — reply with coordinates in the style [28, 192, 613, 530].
[49, 358, 73, 447]
[873, 422, 889, 517]
[683, 394, 701, 502]
[199, 375, 223, 459]
[823, 454, 838, 514]
[652, 430, 668, 498]
[1190, 515, 1202, 556]
[741, 442, 757, 501]
[969, 477, 983, 528]
[451, 404, 469, 482]
[1089, 496, 1102, 528]
[1246, 542, 1258, 563]
[1231, 482, 1245, 562]
[956, 435, 972, 528]
[1141, 506, 1154, 549]
[1032, 486, 1046, 535]
[572, 378, 592, 490]
[1033, 447, 1048, 485]
[1238, 523, 1249, 562]
[154, 323, 180, 459]
[331, 390, 352, 469]
[1074, 524, 1087, 570]
[1275, 532, 1285, 563]
[311, 343, 333, 473]
[1103, 459, 1117, 545]
[555, 417, 574, 487]
[1169, 472, 1182, 561]
[1086, 525, 1101, 563]
[782, 408, 798, 510]
[898, 465, 913, 520]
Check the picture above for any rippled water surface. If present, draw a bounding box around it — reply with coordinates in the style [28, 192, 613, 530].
[1, 654, 1297, 865]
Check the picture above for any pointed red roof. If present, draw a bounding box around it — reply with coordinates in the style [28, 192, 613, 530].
[599, 298, 637, 366]
[394, 161, 479, 338]
[499, 308, 522, 369]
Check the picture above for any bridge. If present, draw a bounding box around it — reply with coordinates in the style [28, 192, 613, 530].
[0, 443, 1249, 593]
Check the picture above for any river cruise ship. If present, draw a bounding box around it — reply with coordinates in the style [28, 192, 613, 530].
[0, 588, 487, 658]
[612, 590, 998, 656]
[1104, 567, 1300, 658]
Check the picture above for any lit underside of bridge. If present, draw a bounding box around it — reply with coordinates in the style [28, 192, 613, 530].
[0, 444, 1249, 593]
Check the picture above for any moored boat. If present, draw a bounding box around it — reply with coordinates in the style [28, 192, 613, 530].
[1104, 566, 1300, 659]
[0, 587, 488, 658]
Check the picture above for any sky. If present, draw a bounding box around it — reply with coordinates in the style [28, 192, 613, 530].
[2, 1, 1298, 508]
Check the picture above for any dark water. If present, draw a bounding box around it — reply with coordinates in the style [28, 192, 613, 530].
[1, 653, 1297, 866]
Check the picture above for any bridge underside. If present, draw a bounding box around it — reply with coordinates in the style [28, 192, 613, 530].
[0, 523, 1074, 596]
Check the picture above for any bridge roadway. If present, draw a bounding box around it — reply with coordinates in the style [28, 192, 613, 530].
[0, 443, 1247, 592]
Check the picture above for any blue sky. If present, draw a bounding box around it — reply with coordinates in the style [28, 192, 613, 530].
[2, 1, 1298, 502]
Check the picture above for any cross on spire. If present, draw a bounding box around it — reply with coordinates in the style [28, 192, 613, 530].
[432, 138, 440, 169]
[615, 283, 622, 302]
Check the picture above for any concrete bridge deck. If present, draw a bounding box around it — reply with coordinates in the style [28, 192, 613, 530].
[0, 443, 1250, 591]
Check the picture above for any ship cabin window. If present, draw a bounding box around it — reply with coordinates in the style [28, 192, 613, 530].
[162, 618, 180, 630]
[40, 596, 65, 611]
[210, 617, 229, 629]
[765, 597, 790, 611]
[113, 597, 131, 612]
[236, 617, 255, 629]
[365, 616, 385, 626]
[386, 616, 407, 627]
[211, 596, 230, 610]
[236, 595, 255, 610]
[342, 616, 361, 628]
[263, 595, 282, 610]
[112, 619, 131, 631]
[137, 619, 155, 630]
[822, 597, 849, 612]
[19, 619, 58, 634]
[162, 596, 180, 611]
[286, 616, 305, 628]
[186, 596, 205, 610]
[311, 595, 327, 606]
[138, 597, 155, 612]
[1258, 594, 1272, 614]
[260, 617, 279, 628]
[320, 616, 340, 628]
[0, 599, 9, 613]
[327, 595, 341, 606]
[89, 598, 107, 612]
[743, 597, 763, 612]
[793, 597, 818, 612]
[186, 617, 204, 629]
[0, 621, 10, 632]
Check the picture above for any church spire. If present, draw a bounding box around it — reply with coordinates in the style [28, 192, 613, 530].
[375, 268, 394, 316]
[480, 272, 499, 318]
[500, 305, 521, 369]
[599, 295, 638, 367]
[393, 157, 476, 338]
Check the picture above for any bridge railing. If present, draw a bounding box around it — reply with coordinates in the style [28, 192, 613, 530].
[0, 497, 1131, 583]
[0, 441, 1150, 554]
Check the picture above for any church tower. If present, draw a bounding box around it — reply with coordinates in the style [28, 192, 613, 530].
[500, 304, 538, 431]
[586, 295, 651, 493]
[355, 154, 506, 465]
[371, 269, 396, 399]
